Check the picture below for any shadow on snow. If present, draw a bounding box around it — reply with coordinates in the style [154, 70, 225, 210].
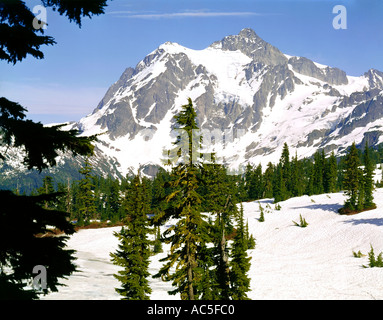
[343, 218, 383, 227]
[291, 203, 343, 213]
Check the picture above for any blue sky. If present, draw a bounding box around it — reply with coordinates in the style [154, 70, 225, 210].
[1, 0, 382, 124]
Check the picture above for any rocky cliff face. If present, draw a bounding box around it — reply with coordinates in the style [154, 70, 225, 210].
[287, 56, 348, 85]
[211, 28, 288, 66]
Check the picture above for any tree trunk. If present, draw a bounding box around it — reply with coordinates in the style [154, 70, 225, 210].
[219, 195, 232, 299]
[220, 225, 231, 299]
[186, 240, 194, 300]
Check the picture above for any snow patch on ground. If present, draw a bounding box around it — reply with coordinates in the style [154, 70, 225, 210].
[43, 190, 383, 300]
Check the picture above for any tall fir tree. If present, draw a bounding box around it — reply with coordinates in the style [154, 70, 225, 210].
[56, 178, 72, 216]
[230, 204, 251, 300]
[244, 163, 254, 201]
[104, 178, 122, 222]
[110, 174, 152, 300]
[363, 141, 376, 210]
[77, 157, 97, 224]
[290, 152, 304, 197]
[200, 160, 237, 300]
[154, 98, 207, 300]
[312, 150, 325, 195]
[37, 176, 56, 209]
[151, 168, 171, 216]
[280, 142, 291, 196]
[324, 151, 337, 193]
[254, 164, 264, 199]
[340, 142, 362, 213]
[263, 162, 274, 198]
[244, 163, 263, 200]
[273, 163, 287, 203]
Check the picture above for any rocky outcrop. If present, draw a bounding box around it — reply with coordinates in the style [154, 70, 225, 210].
[288, 56, 348, 85]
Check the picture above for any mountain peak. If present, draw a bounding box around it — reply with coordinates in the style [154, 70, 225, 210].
[211, 28, 287, 66]
[364, 68, 383, 90]
[238, 28, 259, 40]
[210, 28, 262, 48]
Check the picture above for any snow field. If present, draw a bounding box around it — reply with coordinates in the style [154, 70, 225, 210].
[43, 189, 383, 300]
[245, 191, 383, 300]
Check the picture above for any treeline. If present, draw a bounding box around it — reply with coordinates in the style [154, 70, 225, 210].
[31, 164, 129, 225]
[240, 145, 338, 203]
[32, 141, 382, 226]
[240, 142, 382, 205]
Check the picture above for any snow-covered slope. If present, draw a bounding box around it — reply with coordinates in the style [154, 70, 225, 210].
[42, 189, 383, 300]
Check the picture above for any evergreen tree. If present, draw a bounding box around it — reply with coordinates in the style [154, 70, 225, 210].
[263, 162, 274, 198]
[306, 160, 315, 196]
[154, 98, 207, 300]
[153, 226, 163, 254]
[312, 150, 325, 195]
[196, 244, 216, 300]
[37, 176, 55, 209]
[0, 1, 106, 299]
[0, 191, 77, 300]
[254, 164, 264, 199]
[69, 180, 81, 222]
[273, 163, 287, 203]
[0, 1, 108, 65]
[230, 204, 251, 300]
[236, 174, 248, 202]
[324, 151, 337, 193]
[244, 163, 254, 201]
[340, 142, 361, 213]
[244, 163, 263, 200]
[151, 168, 171, 215]
[105, 178, 121, 222]
[56, 178, 72, 216]
[245, 220, 256, 249]
[258, 202, 265, 222]
[363, 142, 376, 210]
[290, 152, 304, 197]
[110, 174, 152, 300]
[77, 157, 97, 224]
[37, 176, 55, 195]
[357, 167, 365, 211]
[280, 142, 291, 196]
[200, 161, 237, 300]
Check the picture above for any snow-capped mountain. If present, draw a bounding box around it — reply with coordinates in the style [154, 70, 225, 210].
[67, 28, 383, 176]
[5, 28, 383, 182]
